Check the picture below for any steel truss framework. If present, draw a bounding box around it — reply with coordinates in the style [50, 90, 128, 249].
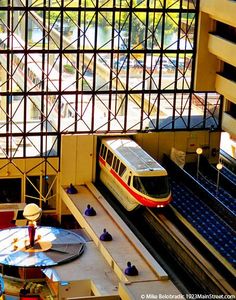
[0, 0, 221, 161]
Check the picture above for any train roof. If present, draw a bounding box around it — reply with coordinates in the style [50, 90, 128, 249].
[102, 137, 166, 173]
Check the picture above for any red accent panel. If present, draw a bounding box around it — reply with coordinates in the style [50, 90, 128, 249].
[20, 297, 40, 300]
[0, 211, 15, 229]
[99, 156, 106, 166]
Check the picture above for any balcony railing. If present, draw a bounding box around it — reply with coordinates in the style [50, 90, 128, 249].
[201, 0, 236, 27]
[215, 74, 236, 103]
[208, 33, 236, 67]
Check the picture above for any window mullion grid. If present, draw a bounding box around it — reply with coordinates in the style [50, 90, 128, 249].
[39, 0, 47, 157]
[125, 2, 133, 132]
[171, 8, 182, 130]
[116, 2, 126, 130]
[188, 1, 199, 127]
[23, 4, 29, 157]
[180, 0, 192, 129]
[5, 2, 12, 157]
[91, 0, 99, 132]
[123, 1, 133, 132]
[140, 0, 150, 131]
[74, 5, 81, 133]
[81, 6, 87, 130]
[190, 0, 199, 91]
[107, 1, 116, 132]
[156, 3, 166, 131]
[58, 2, 64, 133]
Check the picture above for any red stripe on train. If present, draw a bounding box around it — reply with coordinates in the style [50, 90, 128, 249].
[99, 156, 106, 166]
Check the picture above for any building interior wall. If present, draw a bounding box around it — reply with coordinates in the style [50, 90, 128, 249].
[196, 0, 236, 144]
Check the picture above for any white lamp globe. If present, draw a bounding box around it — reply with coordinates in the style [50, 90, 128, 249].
[23, 203, 42, 222]
[196, 147, 203, 155]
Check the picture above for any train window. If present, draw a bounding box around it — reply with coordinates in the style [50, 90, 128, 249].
[100, 144, 104, 156]
[127, 176, 131, 186]
[133, 176, 144, 193]
[115, 159, 120, 173]
[119, 162, 126, 177]
[106, 149, 113, 166]
[112, 156, 117, 169]
[100, 144, 107, 159]
[133, 176, 170, 197]
[103, 147, 107, 159]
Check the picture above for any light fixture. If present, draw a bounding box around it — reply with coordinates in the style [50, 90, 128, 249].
[196, 147, 203, 179]
[196, 147, 203, 155]
[216, 163, 223, 192]
[66, 183, 78, 194]
[23, 203, 42, 247]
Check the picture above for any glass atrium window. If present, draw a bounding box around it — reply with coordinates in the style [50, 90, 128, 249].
[0, 0, 220, 158]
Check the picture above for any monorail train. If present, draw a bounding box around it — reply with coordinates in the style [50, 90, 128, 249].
[98, 137, 172, 211]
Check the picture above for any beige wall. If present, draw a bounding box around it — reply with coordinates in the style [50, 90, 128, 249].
[197, 3, 236, 142]
[194, 12, 219, 91]
[208, 35, 236, 68]
[201, 0, 236, 27]
[134, 131, 220, 164]
[60, 134, 96, 186]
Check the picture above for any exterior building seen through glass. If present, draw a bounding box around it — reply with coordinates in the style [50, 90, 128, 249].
[0, 0, 221, 158]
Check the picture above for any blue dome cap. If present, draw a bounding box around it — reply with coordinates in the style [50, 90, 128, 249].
[66, 184, 78, 194]
[125, 261, 138, 276]
[99, 228, 112, 241]
[85, 204, 97, 216]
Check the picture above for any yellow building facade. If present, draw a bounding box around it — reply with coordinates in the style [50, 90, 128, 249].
[195, 0, 236, 156]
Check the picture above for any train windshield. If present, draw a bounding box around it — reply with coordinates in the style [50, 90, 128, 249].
[133, 176, 170, 198]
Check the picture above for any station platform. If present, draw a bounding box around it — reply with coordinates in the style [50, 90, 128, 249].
[56, 183, 182, 300]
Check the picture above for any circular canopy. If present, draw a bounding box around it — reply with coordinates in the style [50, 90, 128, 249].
[0, 226, 86, 267]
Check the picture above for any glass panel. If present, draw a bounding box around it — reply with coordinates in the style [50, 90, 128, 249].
[0, 1, 221, 158]
[159, 94, 175, 129]
[11, 95, 25, 133]
[0, 0, 7, 7]
[133, 175, 170, 198]
[167, 0, 180, 9]
[25, 136, 41, 157]
[25, 176, 40, 206]
[180, 13, 195, 51]
[164, 13, 179, 50]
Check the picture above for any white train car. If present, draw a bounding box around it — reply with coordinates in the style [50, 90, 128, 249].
[99, 137, 172, 211]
